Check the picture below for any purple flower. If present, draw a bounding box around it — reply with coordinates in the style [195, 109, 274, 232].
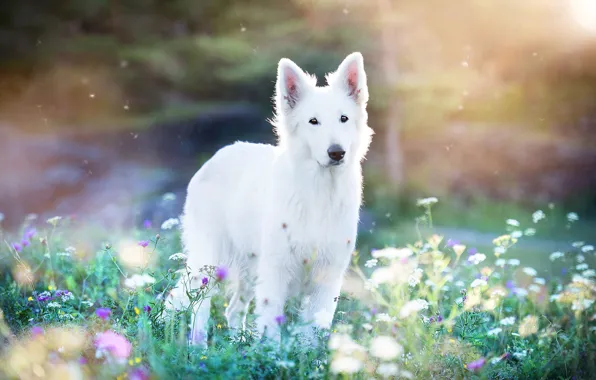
[143, 305, 151, 314]
[215, 266, 228, 282]
[143, 220, 152, 229]
[12, 242, 22, 252]
[199, 363, 207, 371]
[275, 314, 286, 325]
[429, 317, 435, 323]
[21, 240, 29, 248]
[78, 356, 88, 365]
[96, 307, 112, 321]
[561, 267, 567, 275]
[55, 289, 70, 297]
[36, 292, 52, 302]
[201, 277, 209, 286]
[446, 239, 459, 248]
[138, 240, 149, 248]
[437, 315, 443, 322]
[371, 307, 377, 316]
[31, 326, 44, 337]
[467, 357, 485, 372]
[129, 367, 150, 380]
[506, 280, 515, 289]
[24, 228, 36, 241]
[468, 247, 478, 255]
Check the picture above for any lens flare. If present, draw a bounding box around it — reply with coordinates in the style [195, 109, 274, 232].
[570, 0, 596, 32]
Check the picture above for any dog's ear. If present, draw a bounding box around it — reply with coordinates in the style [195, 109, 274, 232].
[329, 52, 368, 106]
[276, 58, 310, 113]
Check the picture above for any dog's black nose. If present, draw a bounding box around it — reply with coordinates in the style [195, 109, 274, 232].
[327, 144, 345, 162]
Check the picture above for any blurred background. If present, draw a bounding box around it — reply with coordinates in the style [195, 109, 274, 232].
[1, 0, 595, 249]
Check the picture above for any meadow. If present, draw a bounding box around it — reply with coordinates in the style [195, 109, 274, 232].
[0, 198, 594, 379]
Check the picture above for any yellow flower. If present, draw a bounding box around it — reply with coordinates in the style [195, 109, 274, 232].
[223, 302, 228, 308]
[201, 356, 208, 360]
[447, 328, 453, 333]
[135, 357, 141, 364]
[28, 296, 33, 301]
[128, 359, 134, 366]
[217, 324, 222, 329]
[48, 285, 55, 291]
[453, 244, 466, 257]
[134, 307, 140, 315]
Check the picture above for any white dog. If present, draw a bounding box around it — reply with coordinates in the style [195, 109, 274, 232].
[167, 52, 373, 347]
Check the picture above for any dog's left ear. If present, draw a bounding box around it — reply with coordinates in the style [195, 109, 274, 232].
[329, 52, 369, 106]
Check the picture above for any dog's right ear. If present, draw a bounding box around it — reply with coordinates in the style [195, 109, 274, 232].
[276, 58, 310, 114]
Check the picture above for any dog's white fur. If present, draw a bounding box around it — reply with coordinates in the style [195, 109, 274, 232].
[167, 52, 373, 346]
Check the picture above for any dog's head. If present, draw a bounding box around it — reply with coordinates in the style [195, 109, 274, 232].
[272, 52, 373, 168]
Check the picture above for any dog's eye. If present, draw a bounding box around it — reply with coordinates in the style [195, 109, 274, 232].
[308, 118, 319, 125]
[340, 115, 349, 123]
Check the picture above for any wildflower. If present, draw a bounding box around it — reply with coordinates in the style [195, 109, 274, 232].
[201, 277, 209, 286]
[27, 296, 33, 301]
[572, 241, 585, 248]
[161, 218, 179, 230]
[399, 299, 429, 319]
[468, 253, 486, 265]
[276, 360, 296, 369]
[371, 247, 413, 259]
[582, 245, 594, 253]
[572, 299, 594, 311]
[471, 279, 487, 288]
[47, 216, 62, 226]
[506, 219, 520, 227]
[524, 228, 536, 236]
[550, 251, 564, 261]
[95, 330, 132, 360]
[445, 238, 459, 248]
[494, 246, 506, 256]
[583, 269, 595, 277]
[408, 274, 421, 287]
[534, 277, 546, 285]
[576, 263, 589, 271]
[519, 315, 539, 337]
[507, 259, 520, 267]
[467, 357, 485, 372]
[365, 259, 378, 268]
[362, 323, 373, 331]
[499, 316, 516, 326]
[215, 266, 228, 281]
[96, 308, 112, 321]
[31, 326, 44, 337]
[138, 240, 149, 248]
[330, 356, 363, 374]
[143, 305, 151, 314]
[487, 327, 502, 336]
[513, 350, 527, 359]
[532, 210, 545, 223]
[522, 267, 537, 277]
[376, 313, 394, 322]
[47, 302, 61, 308]
[129, 366, 150, 380]
[495, 259, 506, 267]
[12, 242, 22, 252]
[376, 362, 399, 377]
[567, 212, 579, 222]
[143, 220, 152, 229]
[511, 230, 523, 239]
[275, 314, 286, 325]
[453, 244, 466, 257]
[528, 284, 541, 293]
[416, 197, 438, 207]
[370, 336, 403, 360]
[124, 274, 156, 289]
[513, 288, 528, 297]
[168, 253, 187, 261]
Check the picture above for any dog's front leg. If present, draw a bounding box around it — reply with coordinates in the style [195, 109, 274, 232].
[254, 237, 290, 343]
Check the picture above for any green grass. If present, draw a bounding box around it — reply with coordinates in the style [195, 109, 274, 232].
[0, 201, 595, 379]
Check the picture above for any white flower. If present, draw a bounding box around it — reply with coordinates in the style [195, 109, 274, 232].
[408, 274, 421, 287]
[362, 323, 373, 331]
[276, 360, 295, 369]
[168, 253, 188, 261]
[330, 356, 362, 374]
[81, 300, 94, 307]
[550, 294, 561, 302]
[399, 299, 429, 319]
[495, 259, 506, 267]
[499, 316, 516, 326]
[528, 284, 541, 293]
[522, 267, 537, 277]
[513, 350, 528, 359]
[46, 216, 62, 226]
[581, 245, 594, 253]
[534, 277, 546, 285]
[567, 212, 579, 222]
[57, 251, 71, 257]
[364, 279, 378, 291]
[470, 279, 487, 288]
[550, 251, 564, 261]
[65, 246, 76, 255]
[511, 230, 523, 239]
[365, 259, 378, 268]
[508, 259, 520, 266]
[124, 273, 156, 289]
[314, 309, 334, 326]
[371, 267, 394, 285]
[572, 299, 594, 311]
[455, 280, 465, 287]
[161, 218, 180, 230]
[582, 269, 595, 278]
[370, 336, 403, 360]
[416, 197, 438, 207]
[524, 228, 536, 236]
[47, 302, 61, 308]
[371, 247, 413, 260]
[576, 263, 589, 271]
[506, 219, 520, 227]
[532, 210, 546, 223]
[376, 313, 394, 323]
[487, 327, 502, 336]
[468, 253, 486, 265]
[491, 357, 502, 364]
[514, 288, 528, 297]
[376, 363, 399, 377]
[572, 241, 585, 248]
[577, 254, 586, 263]
[494, 246, 506, 255]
